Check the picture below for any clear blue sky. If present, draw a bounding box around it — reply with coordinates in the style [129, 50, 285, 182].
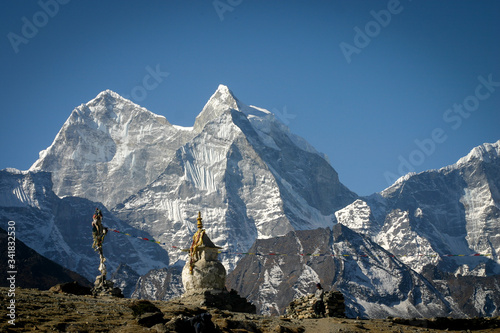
[1, 0, 499, 196]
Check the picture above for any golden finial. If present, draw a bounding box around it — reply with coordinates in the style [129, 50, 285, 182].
[197, 211, 203, 229]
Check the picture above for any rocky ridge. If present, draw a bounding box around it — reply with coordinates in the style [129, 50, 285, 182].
[227, 225, 454, 318]
[356, 139, 500, 277]
[2, 287, 499, 333]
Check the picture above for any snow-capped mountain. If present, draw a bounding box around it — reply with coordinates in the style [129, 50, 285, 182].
[30, 90, 195, 208]
[3, 85, 499, 318]
[115, 85, 356, 270]
[0, 169, 169, 282]
[337, 140, 500, 276]
[30, 85, 356, 271]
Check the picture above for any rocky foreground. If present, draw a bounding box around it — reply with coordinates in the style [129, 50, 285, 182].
[1, 287, 500, 333]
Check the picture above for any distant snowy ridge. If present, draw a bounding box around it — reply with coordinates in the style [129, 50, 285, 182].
[345, 140, 500, 276]
[383, 140, 500, 194]
[455, 139, 500, 166]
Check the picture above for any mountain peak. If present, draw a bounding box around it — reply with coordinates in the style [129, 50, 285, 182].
[77, 90, 170, 128]
[205, 84, 241, 111]
[382, 140, 500, 195]
[456, 140, 500, 166]
[88, 90, 145, 112]
[215, 83, 232, 95]
[95, 89, 123, 100]
[193, 84, 242, 132]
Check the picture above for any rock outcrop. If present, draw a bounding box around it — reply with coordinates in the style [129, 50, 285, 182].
[286, 291, 346, 319]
